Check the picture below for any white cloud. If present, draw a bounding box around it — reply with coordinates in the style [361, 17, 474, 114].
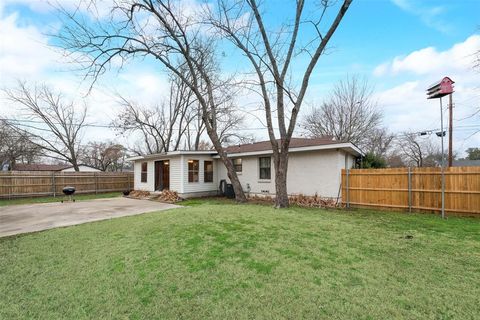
[373, 35, 480, 155]
[0, 11, 59, 82]
[374, 35, 480, 76]
[0, 4, 172, 144]
[0, 0, 114, 17]
[391, 0, 451, 34]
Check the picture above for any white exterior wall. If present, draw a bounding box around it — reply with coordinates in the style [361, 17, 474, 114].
[133, 155, 219, 196]
[133, 160, 155, 191]
[180, 155, 219, 195]
[217, 149, 357, 198]
[169, 156, 182, 192]
[217, 155, 276, 195]
[132, 148, 357, 198]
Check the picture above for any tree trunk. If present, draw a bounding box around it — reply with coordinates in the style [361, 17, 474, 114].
[222, 155, 247, 203]
[274, 150, 289, 208]
[204, 122, 246, 202]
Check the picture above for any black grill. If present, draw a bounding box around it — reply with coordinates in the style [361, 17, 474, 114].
[61, 186, 76, 202]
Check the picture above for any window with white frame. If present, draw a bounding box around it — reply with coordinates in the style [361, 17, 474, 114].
[259, 157, 271, 180]
[141, 162, 148, 183]
[188, 160, 199, 183]
[233, 158, 242, 173]
[204, 161, 213, 183]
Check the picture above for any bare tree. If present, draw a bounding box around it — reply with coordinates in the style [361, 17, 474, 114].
[3, 82, 87, 171]
[57, 1, 249, 201]
[114, 69, 246, 155]
[0, 120, 41, 169]
[362, 128, 394, 158]
[395, 133, 441, 167]
[114, 68, 199, 155]
[301, 76, 382, 150]
[80, 141, 127, 171]
[58, 1, 351, 206]
[206, 0, 353, 207]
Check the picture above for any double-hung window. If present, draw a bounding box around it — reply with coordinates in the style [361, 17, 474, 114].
[204, 161, 213, 183]
[259, 157, 271, 180]
[188, 160, 199, 183]
[233, 158, 242, 173]
[141, 162, 148, 183]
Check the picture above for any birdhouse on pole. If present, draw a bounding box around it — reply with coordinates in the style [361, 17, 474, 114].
[426, 77, 454, 99]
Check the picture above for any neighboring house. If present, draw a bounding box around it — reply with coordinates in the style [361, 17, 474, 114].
[128, 138, 362, 199]
[60, 165, 101, 172]
[12, 163, 101, 172]
[453, 159, 480, 167]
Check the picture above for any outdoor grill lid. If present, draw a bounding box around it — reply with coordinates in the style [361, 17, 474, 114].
[62, 186, 76, 195]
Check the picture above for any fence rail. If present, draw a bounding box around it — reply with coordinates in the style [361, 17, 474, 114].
[341, 166, 480, 216]
[0, 171, 134, 199]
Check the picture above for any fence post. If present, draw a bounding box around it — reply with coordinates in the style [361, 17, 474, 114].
[408, 167, 412, 213]
[95, 173, 98, 194]
[52, 172, 56, 197]
[346, 169, 350, 209]
[8, 172, 12, 200]
[128, 173, 131, 191]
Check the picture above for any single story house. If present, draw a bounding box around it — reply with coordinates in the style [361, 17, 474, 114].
[128, 138, 362, 199]
[11, 163, 101, 172]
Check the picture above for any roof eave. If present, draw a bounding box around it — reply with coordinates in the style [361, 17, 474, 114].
[127, 150, 217, 161]
[213, 142, 364, 158]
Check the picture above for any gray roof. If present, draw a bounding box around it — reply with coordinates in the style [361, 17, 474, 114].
[453, 159, 480, 167]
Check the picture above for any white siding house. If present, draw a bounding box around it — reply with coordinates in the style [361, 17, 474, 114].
[128, 138, 362, 199]
[129, 151, 219, 198]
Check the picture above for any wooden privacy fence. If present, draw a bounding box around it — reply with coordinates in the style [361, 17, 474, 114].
[341, 167, 480, 216]
[0, 171, 134, 199]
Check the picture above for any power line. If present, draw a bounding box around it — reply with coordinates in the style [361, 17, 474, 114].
[0, 117, 278, 131]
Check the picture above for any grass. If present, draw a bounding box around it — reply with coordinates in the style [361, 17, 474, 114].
[1, 199, 479, 319]
[0, 192, 122, 206]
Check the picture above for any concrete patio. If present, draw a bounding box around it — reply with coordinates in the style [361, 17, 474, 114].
[0, 197, 179, 237]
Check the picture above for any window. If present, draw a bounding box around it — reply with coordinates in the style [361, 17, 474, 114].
[233, 158, 242, 173]
[188, 160, 199, 183]
[259, 157, 271, 180]
[204, 161, 213, 183]
[141, 162, 148, 183]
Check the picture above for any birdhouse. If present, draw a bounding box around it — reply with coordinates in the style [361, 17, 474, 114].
[426, 77, 454, 99]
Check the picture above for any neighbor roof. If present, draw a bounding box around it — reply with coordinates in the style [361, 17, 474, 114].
[13, 163, 71, 171]
[453, 159, 480, 167]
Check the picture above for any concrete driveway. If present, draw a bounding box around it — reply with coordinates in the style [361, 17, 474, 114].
[0, 197, 180, 238]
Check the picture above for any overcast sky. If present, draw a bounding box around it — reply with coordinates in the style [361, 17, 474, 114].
[0, 0, 479, 155]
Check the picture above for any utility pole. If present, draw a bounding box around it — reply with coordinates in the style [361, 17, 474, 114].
[448, 93, 453, 167]
[427, 76, 454, 219]
[439, 97, 446, 219]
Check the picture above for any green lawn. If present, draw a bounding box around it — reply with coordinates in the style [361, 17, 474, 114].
[0, 192, 122, 206]
[1, 200, 479, 319]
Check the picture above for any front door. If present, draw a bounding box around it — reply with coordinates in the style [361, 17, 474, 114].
[155, 160, 170, 191]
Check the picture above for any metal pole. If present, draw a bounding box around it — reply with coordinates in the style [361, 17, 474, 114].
[440, 98, 446, 219]
[346, 169, 350, 209]
[408, 167, 412, 213]
[448, 93, 453, 167]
